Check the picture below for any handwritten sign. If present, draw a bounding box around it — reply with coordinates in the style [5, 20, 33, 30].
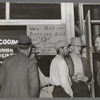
[27, 25, 66, 55]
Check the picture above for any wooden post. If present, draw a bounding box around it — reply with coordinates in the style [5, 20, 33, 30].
[61, 3, 75, 43]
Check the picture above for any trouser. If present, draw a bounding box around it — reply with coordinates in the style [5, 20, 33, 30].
[39, 86, 54, 98]
[72, 81, 90, 97]
[52, 86, 71, 97]
[94, 72, 100, 97]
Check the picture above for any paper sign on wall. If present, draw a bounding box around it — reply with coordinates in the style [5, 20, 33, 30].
[27, 25, 66, 55]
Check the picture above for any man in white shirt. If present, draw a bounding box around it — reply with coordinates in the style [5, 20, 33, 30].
[50, 40, 73, 97]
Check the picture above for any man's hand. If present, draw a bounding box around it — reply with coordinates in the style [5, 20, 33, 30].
[72, 73, 88, 83]
[89, 46, 95, 53]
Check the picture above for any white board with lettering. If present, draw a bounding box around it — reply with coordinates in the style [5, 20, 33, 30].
[27, 25, 66, 55]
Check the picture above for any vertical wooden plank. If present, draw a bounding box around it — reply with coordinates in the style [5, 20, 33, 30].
[85, 10, 95, 97]
[61, 3, 66, 23]
[78, 3, 84, 31]
[66, 3, 75, 43]
[6, 2, 10, 20]
[61, 3, 75, 43]
[78, 3, 86, 45]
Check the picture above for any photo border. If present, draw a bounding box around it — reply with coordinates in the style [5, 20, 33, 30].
[0, 0, 100, 100]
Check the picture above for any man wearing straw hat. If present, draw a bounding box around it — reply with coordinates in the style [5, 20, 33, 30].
[0, 35, 39, 98]
[65, 37, 92, 97]
[50, 40, 73, 97]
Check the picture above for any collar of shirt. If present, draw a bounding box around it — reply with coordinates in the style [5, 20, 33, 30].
[70, 52, 84, 75]
[56, 54, 64, 59]
[20, 50, 27, 56]
[70, 52, 81, 59]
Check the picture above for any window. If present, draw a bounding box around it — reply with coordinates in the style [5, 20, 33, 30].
[10, 3, 61, 19]
[83, 5, 100, 20]
[0, 3, 5, 19]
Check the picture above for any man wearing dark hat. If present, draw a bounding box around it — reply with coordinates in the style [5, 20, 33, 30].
[50, 40, 73, 97]
[65, 37, 92, 97]
[0, 35, 39, 98]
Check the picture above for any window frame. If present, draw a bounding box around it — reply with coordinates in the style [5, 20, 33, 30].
[0, 2, 65, 25]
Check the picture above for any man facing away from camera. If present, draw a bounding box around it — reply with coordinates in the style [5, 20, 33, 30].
[0, 35, 39, 98]
[65, 37, 92, 97]
[50, 40, 73, 97]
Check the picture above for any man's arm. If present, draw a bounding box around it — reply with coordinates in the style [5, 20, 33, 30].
[0, 64, 4, 86]
[82, 57, 92, 82]
[97, 69, 100, 86]
[28, 61, 40, 97]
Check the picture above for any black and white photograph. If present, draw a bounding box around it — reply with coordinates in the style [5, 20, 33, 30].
[0, 2, 99, 98]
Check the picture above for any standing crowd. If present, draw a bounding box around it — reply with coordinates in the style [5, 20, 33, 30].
[0, 34, 100, 98]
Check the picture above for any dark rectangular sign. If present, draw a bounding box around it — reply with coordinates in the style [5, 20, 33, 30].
[0, 26, 26, 60]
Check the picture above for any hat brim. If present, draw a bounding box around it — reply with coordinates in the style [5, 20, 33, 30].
[71, 43, 86, 47]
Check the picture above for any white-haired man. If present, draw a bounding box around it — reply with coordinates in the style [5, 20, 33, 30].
[65, 37, 92, 97]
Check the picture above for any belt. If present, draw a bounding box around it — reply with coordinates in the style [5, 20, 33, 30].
[42, 84, 52, 88]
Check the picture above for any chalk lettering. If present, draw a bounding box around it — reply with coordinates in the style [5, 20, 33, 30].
[27, 25, 66, 55]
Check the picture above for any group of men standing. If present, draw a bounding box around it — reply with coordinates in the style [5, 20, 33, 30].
[0, 34, 100, 98]
[50, 37, 92, 97]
